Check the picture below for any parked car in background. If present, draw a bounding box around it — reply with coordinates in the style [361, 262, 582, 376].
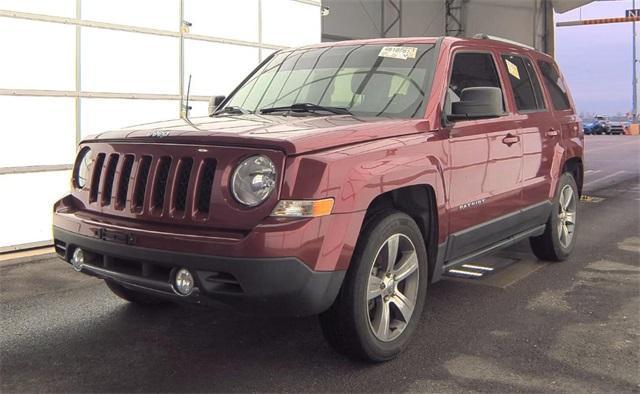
[608, 121, 626, 135]
[53, 36, 583, 362]
[583, 115, 610, 135]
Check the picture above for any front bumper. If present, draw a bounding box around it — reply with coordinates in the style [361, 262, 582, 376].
[53, 227, 345, 316]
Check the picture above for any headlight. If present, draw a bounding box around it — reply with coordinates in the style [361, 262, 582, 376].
[74, 148, 93, 189]
[231, 155, 277, 207]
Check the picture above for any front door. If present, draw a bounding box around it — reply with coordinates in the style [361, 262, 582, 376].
[443, 50, 523, 261]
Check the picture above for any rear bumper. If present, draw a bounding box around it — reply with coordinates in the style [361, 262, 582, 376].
[53, 227, 345, 316]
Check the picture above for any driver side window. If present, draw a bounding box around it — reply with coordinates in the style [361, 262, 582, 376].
[445, 52, 504, 115]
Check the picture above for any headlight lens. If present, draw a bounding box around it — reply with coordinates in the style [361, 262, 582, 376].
[74, 148, 93, 189]
[231, 155, 277, 207]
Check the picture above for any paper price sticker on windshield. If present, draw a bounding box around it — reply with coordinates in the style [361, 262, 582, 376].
[379, 46, 417, 60]
[505, 59, 520, 80]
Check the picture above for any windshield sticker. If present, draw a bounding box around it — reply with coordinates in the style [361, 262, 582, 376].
[378, 46, 417, 60]
[505, 59, 520, 80]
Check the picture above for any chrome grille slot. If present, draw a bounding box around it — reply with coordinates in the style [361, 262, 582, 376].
[101, 154, 119, 206]
[89, 153, 106, 203]
[197, 159, 216, 214]
[174, 158, 193, 212]
[152, 157, 172, 210]
[133, 156, 152, 213]
[116, 155, 134, 209]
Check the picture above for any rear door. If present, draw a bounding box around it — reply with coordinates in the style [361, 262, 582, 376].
[443, 50, 524, 261]
[500, 53, 559, 209]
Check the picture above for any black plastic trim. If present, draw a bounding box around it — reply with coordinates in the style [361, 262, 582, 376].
[53, 227, 345, 316]
[445, 200, 552, 261]
[431, 200, 552, 283]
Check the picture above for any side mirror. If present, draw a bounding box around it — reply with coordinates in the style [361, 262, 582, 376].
[208, 95, 226, 116]
[448, 87, 503, 121]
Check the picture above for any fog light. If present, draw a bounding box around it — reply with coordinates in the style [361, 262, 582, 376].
[174, 268, 194, 296]
[71, 248, 85, 272]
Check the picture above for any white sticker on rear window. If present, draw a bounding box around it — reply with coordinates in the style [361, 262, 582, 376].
[505, 59, 520, 80]
[378, 46, 417, 60]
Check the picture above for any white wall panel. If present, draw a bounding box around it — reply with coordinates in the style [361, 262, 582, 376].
[0, 170, 71, 248]
[81, 28, 178, 94]
[0, 97, 75, 167]
[184, 0, 259, 42]
[81, 99, 178, 136]
[0, 0, 321, 250]
[465, 2, 536, 47]
[81, 0, 178, 31]
[262, 0, 320, 47]
[0, 0, 75, 18]
[0, 18, 75, 91]
[261, 48, 278, 61]
[184, 40, 259, 97]
[189, 101, 209, 118]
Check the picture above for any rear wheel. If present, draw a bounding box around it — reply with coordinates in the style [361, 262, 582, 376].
[105, 280, 167, 305]
[530, 173, 579, 261]
[319, 211, 428, 362]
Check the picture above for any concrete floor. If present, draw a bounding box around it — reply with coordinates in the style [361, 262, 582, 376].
[1, 135, 638, 392]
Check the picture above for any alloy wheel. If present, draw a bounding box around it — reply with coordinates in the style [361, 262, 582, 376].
[366, 234, 420, 342]
[557, 184, 577, 249]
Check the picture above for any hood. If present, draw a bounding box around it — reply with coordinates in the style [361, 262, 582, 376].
[87, 114, 430, 155]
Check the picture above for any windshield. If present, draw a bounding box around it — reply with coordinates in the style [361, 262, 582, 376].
[224, 44, 437, 118]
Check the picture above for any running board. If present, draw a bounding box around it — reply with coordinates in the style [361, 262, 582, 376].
[442, 225, 544, 279]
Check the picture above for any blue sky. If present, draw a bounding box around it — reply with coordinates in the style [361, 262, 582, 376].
[556, 0, 634, 116]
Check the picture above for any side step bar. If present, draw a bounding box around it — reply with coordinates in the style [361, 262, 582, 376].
[445, 264, 495, 278]
[442, 225, 544, 279]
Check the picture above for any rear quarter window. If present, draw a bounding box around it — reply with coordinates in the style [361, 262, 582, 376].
[537, 60, 572, 111]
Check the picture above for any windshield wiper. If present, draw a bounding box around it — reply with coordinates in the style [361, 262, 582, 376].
[213, 106, 250, 116]
[260, 103, 351, 115]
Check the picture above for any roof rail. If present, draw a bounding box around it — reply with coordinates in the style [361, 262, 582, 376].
[472, 33, 535, 50]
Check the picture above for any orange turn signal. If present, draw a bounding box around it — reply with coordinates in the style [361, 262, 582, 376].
[271, 198, 335, 218]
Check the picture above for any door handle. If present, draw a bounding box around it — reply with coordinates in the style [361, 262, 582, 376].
[546, 128, 560, 137]
[502, 134, 520, 146]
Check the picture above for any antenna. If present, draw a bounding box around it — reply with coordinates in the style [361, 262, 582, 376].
[182, 74, 192, 120]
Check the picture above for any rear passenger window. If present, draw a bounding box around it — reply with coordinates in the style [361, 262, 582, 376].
[446, 52, 504, 114]
[502, 55, 545, 111]
[538, 60, 572, 111]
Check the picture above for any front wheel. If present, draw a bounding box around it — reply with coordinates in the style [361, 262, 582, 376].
[319, 211, 428, 362]
[530, 173, 579, 261]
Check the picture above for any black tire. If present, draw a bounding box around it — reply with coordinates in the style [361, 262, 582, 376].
[530, 172, 579, 261]
[105, 280, 167, 305]
[319, 210, 428, 362]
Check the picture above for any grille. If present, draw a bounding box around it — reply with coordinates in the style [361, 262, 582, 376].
[133, 156, 152, 212]
[102, 154, 119, 206]
[89, 153, 106, 203]
[116, 155, 134, 209]
[174, 158, 193, 212]
[86, 152, 216, 220]
[152, 157, 172, 210]
[197, 159, 216, 213]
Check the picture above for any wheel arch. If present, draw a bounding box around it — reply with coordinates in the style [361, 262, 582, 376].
[362, 185, 439, 282]
[563, 156, 584, 196]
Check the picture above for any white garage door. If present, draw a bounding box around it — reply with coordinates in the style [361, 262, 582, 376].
[0, 0, 321, 251]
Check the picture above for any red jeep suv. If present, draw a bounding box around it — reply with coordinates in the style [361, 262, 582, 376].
[53, 36, 583, 361]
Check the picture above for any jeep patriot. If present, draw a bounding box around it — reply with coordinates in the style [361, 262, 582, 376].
[53, 36, 583, 361]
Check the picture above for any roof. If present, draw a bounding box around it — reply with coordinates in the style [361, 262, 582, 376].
[291, 36, 549, 57]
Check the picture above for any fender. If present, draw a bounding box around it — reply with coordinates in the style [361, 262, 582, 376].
[280, 133, 448, 270]
[549, 135, 584, 199]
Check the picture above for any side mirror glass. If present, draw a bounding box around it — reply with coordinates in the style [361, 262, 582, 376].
[448, 87, 503, 121]
[208, 95, 226, 116]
